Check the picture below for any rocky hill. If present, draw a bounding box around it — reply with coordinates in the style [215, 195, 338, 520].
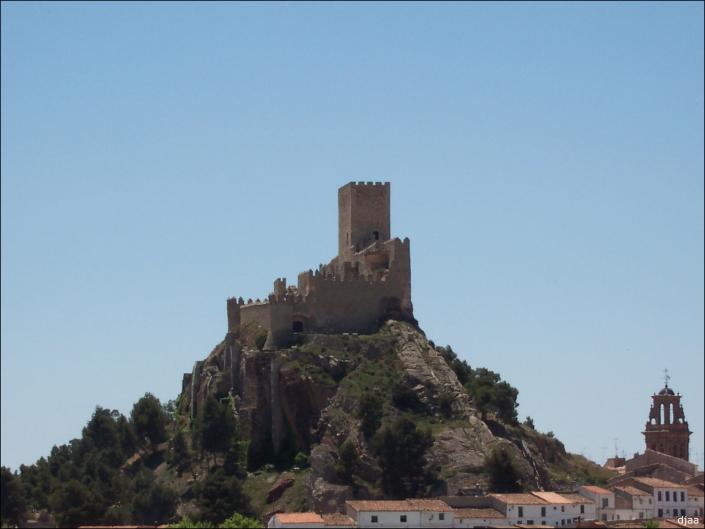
[176, 319, 614, 518]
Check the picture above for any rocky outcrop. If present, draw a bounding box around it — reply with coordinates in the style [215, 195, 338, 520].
[267, 472, 296, 503]
[180, 320, 605, 514]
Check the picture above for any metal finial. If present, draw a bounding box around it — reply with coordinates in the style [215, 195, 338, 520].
[664, 368, 671, 388]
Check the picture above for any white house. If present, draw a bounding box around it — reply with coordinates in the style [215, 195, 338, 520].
[488, 493, 555, 526]
[687, 487, 704, 517]
[578, 485, 615, 522]
[556, 492, 596, 524]
[345, 499, 454, 528]
[611, 485, 654, 521]
[452, 507, 507, 527]
[628, 477, 689, 519]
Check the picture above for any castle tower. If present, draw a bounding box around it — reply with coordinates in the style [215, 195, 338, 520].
[338, 182, 390, 258]
[643, 370, 691, 461]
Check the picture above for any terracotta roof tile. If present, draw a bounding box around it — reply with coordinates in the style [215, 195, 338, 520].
[559, 493, 594, 504]
[611, 485, 650, 496]
[531, 491, 575, 504]
[346, 499, 451, 512]
[321, 513, 356, 526]
[489, 493, 548, 505]
[274, 512, 324, 524]
[580, 485, 613, 495]
[453, 507, 505, 519]
[632, 477, 686, 489]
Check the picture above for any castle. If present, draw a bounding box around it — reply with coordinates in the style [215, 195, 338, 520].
[225, 181, 416, 349]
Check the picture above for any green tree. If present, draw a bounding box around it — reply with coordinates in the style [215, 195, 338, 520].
[219, 513, 264, 528]
[438, 346, 472, 385]
[198, 397, 237, 465]
[336, 440, 359, 485]
[48, 479, 103, 527]
[130, 393, 168, 445]
[465, 368, 519, 424]
[132, 481, 178, 524]
[82, 407, 121, 456]
[372, 417, 435, 498]
[357, 393, 383, 438]
[1, 467, 27, 527]
[168, 429, 191, 475]
[524, 416, 535, 429]
[486, 448, 522, 493]
[392, 381, 424, 412]
[438, 392, 454, 419]
[169, 517, 215, 528]
[193, 470, 250, 525]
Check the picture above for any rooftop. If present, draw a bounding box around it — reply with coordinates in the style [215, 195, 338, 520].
[272, 512, 324, 524]
[611, 485, 650, 497]
[453, 507, 505, 519]
[632, 477, 686, 489]
[489, 493, 548, 505]
[580, 485, 613, 495]
[346, 499, 451, 512]
[321, 513, 356, 526]
[531, 491, 576, 504]
[559, 493, 594, 504]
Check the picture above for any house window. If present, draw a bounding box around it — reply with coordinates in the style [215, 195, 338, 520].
[439, 513, 445, 521]
[602, 498, 608, 508]
[561, 506, 565, 512]
[681, 509, 686, 516]
[658, 491, 662, 501]
[561, 521, 565, 526]
[371, 515, 378, 523]
[666, 491, 670, 501]
[400, 515, 407, 523]
[658, 509, 663, 517]
[518, 507, 524, 518]
[580, 505, 585, 514]
[373, 230, 379, 240]
[639, 512, 644, 519]
[681, 492, 685, 502]
[527, 521, 534, 525]
[541, 507, 547, 517]
[292, 320, 304, 332]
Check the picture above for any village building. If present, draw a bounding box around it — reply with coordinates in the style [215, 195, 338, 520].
[620, 477, 690, 519]
[611, 485, 654, 521]
[345, 499, 455, 528]
[578, 486, 615, 522]
[687, 486, 705, 517]
[451, 507, 507, 527]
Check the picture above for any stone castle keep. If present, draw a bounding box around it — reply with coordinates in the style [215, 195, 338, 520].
[226, 182, 416, 349]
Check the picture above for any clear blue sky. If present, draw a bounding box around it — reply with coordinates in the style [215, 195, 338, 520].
[2, 1, 703, 472]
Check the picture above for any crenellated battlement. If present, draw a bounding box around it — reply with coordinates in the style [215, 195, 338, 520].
[348, 180, 390, 187]
[226, 181, 415, 341]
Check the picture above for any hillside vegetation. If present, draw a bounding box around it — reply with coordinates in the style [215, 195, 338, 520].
[1, 321, 614, 527]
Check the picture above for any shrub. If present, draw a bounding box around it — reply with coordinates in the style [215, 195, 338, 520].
[485, 448, 522, 492]
[293, 452, 309, 468]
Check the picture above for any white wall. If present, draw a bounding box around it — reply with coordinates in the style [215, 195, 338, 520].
[653, 487, 688, 518]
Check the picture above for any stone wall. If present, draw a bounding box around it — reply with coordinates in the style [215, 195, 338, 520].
[338, 181, 390, 258]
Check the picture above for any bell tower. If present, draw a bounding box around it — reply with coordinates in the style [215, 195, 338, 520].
[642, 370, 691, 461]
